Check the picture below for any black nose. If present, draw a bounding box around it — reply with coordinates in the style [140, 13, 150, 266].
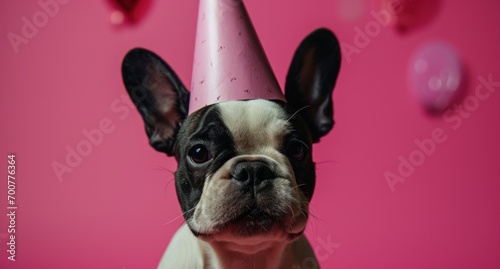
[231, 161, 274, 191]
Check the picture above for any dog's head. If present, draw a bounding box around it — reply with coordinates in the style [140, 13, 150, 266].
[122, 29, 341, 244]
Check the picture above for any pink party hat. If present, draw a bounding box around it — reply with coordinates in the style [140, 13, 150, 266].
[188, 0, 286, 114]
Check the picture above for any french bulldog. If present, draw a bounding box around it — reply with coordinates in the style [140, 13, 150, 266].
[121, 28, 341, 269]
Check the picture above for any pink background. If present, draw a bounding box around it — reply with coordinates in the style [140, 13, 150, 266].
[1, 0, 500, 268]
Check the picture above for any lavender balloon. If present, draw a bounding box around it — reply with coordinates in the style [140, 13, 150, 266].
[409, 42, 463, 113]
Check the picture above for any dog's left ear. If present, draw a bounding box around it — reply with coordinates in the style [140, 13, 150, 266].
[285, 28, 341, 143]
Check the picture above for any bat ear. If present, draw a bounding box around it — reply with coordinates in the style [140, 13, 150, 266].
[121, 48, 190, 155]
[285, 28, 341, 143]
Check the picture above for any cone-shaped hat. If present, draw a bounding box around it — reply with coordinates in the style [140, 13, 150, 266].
[189, 0, 286, 114]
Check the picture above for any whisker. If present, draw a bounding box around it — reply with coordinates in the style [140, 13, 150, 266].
[286, 204, 295, 217]
[163, 207, 196, 226]
[163, 178, 175, 199]
[308, 214, 319, 235]
[292, 183, 307, 190]
[300, 208, 308, 220]
[309, 206, 326, 226]
[315, 160, 338, 165]
[286, 105, 311, 124]
[154, 166, 176, 175]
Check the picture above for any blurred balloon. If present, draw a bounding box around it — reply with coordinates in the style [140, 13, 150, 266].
[409, 42, 463, 113]
[338, 0, 365, 21]
[106, 0, 153, 25]
[381, 0, 441, 32]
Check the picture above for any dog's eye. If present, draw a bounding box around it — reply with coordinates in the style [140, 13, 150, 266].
[188, 145, 211, 164]
[287, 142, 307, 161]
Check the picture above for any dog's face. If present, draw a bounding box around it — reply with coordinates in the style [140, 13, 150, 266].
[122, 29, 341, 244]
[175, 100, 314, 241]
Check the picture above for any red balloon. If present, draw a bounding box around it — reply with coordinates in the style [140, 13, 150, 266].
[381, 0, 441, 33]
[106, 0, 153, 25]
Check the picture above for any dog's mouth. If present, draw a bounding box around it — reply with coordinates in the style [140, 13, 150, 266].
[232, 212, 305, 240]
[231, 207, 275, 236]
[191, 204, 306, 241]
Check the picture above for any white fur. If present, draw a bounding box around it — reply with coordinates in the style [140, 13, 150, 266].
[158, 224, 319, 269]
[218, 100, 289, 155]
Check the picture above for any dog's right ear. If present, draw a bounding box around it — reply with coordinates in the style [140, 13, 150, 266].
[121, 48, 189, 156]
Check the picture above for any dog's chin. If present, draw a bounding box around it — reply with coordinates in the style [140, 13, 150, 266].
[190, 208, 308, 244]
